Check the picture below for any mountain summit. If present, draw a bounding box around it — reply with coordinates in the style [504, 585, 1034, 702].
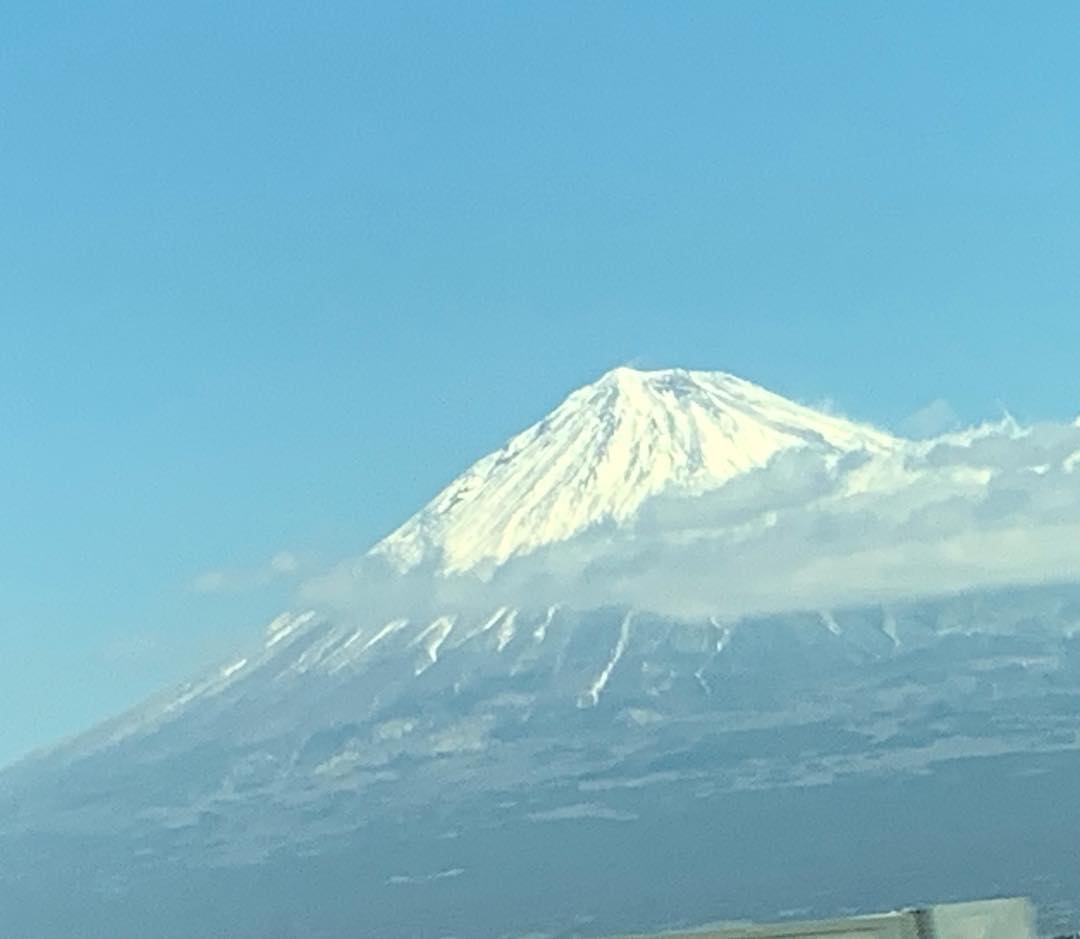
[371, 366, 897, 573]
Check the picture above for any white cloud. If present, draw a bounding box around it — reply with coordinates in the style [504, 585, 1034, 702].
[192, 550, 308, 594]
[269, 551, 299, 574]
[192, 570, 230, 594]
[302, 418, 1080, 623]
[902, 398, 961, 438]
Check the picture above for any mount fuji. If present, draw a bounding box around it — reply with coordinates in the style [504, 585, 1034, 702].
[372, 367, 896, 574]
[4, 367, 1080, 939]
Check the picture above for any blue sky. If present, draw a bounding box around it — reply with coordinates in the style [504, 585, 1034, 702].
[4, 2, 1080, 765]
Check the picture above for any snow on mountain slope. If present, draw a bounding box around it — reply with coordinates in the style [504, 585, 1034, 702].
[371, 366, 898, 573]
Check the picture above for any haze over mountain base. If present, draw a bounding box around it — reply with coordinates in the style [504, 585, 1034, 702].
[4, 585, 1080, 937]
[3, 737, 1080, 937]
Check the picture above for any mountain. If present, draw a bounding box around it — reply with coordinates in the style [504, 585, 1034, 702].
[372, 366, 897, 573]
[4, 367, 1080, 939]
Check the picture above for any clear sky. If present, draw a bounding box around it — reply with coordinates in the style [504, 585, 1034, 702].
[4, 2, 1080, 766]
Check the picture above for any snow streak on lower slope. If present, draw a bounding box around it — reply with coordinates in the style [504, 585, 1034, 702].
[371, 367, 897, 574]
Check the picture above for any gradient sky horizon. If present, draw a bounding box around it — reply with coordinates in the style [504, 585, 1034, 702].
[5, 2, 1080, 766]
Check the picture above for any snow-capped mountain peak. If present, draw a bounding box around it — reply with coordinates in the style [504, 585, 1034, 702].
[370, 366, 897, 574]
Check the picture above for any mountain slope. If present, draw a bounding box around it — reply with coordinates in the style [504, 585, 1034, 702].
[371, 366, 897, 573]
